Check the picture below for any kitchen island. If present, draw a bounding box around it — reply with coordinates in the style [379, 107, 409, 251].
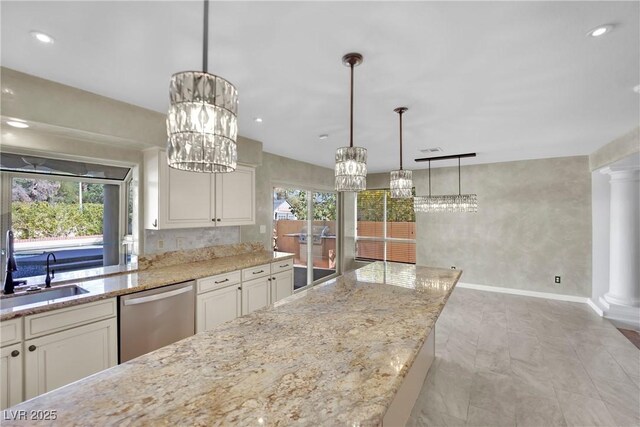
[2, 262, 461, 426]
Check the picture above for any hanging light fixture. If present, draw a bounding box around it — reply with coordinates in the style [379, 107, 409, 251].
[390, 107, 413, 198]
[335, 53, 367, 192]
[414, 153, 478, 213]
[166, 0, 238, 173]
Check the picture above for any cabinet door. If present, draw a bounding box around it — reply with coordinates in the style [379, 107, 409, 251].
[165, 164, 214, 227]
[271, 269, 294, 304]
[24, 318, 117, 400]
[196, 284, 241, 333]
[0, 343, 23, 410]
[215, 165, 255, 226]
[241, 277, 270, 315]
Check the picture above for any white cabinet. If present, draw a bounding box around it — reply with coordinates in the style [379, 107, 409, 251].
[144, 149, 255, 229]
[242, 277, 270, 315]
[196, 284, 242, 333]
[1, 343, 23, 410]
[24, 318, 117, 399]
[270, 270, 293, 304]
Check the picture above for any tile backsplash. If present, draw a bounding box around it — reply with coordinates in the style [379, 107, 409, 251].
[144, 226, 240, 255]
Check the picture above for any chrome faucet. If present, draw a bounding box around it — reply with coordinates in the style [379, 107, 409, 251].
[3, 230, 18, 294]
[45, 253, 57, 288]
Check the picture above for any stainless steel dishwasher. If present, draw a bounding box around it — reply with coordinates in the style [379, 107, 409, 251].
[119, 281, 195, 363]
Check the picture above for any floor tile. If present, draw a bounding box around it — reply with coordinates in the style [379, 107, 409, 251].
[475, 348, 510, 375]
[593, 377, 640, 419]
[515, 394, 566, 427]
[556, 389, 617, 427]
[546, 354, 601, 398]
[465, 405, 515, 427]
[469, 371, 516, 417]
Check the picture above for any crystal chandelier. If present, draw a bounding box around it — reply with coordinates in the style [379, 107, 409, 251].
[414, 154, 478, 213]
[335, 53, 367, 192]
[390, 107, 413, 198]
[166, 0, 238, 173]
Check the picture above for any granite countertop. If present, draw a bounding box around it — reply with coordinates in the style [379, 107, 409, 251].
[0, 250, 293, 321]
[2, 262, 461, 426]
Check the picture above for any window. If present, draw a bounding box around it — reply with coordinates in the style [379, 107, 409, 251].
[356, 189, 416, 264]
[1, 154, 133, 280]
[273, 187, 338, 290]
[9, 176, 123, 278]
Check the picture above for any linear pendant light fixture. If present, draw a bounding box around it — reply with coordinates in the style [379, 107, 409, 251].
[166, 0, 238, 173]
[390, 107, 413, 198]
[335, 53, 367, 192]
[414, 153, 478, 213]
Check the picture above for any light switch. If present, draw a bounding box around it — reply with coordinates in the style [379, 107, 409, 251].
[260, 225, 266, 234]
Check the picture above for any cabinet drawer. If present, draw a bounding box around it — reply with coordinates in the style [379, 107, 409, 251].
[271, 259, 293, 274]
[0, 318, 22, 347]
[25, 298, 117, 339]
[242, 263, 270, 281]
[197, 270, 241, 294]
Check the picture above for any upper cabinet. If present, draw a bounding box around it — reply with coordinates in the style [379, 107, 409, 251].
[144, 149, 255, 229]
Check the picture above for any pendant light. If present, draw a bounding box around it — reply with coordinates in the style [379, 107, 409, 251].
[390, 107, 413, 198]
[335, 53, 367, 192]
[414, 153, 478, 213]
[166, 0, 238, 173]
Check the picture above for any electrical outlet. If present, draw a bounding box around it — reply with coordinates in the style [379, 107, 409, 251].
[555, 276, 561, 284]
[176, 237, 185, 250]
[157, 239, 164, 250]
[260, 225, 266, 234]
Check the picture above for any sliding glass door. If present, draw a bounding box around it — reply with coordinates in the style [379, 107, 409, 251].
[273, 187, 338, 291]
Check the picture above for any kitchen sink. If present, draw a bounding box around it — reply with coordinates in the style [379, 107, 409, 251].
[0, 285, 89, 310]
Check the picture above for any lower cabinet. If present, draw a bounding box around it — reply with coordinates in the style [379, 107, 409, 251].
[196, 284, 242, 333]
[1, 343, 23, 410]
[25, 318, 118, 399]
[270, 269, 294, 304]
[242, 276, 271, 315]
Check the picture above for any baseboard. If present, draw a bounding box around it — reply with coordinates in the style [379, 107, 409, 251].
[457, 282, 589, 304]
[587, 298, 605, 317]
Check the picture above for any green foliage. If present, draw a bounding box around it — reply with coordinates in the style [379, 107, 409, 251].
[357, 189, 415, 222]
[11, 202, 103, 239]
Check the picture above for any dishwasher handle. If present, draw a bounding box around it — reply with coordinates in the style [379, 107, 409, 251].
[123, 284, 193, 306]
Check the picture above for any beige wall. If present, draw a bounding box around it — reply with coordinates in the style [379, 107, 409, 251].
[411, 156, 592, 297]
[240, 152, 334, 250]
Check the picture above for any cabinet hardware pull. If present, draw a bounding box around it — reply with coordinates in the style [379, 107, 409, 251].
[11, 350, 19, 357]
[237, 287, 241, 290]
[279, 264, 289, 268]
[216, 218, 221, 222]
[253, 270, 264, 274]
[215, 279, 229, 284]
[268, 278, 271, 281]
[28, 345, 36, 352]
[152, 219, 158, 227]
[272, 277, 276, 280]
[212, 218, 215, 222]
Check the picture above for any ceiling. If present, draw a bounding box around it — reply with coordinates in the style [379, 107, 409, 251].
[1, 1, 638, 172]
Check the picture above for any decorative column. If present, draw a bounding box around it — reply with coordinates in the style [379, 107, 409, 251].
[599, 165, 640, 328]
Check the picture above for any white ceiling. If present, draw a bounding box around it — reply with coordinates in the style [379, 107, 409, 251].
[1, 1, 639, 172]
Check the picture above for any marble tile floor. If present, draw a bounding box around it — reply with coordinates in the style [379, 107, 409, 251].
[407, 288, 640, 427]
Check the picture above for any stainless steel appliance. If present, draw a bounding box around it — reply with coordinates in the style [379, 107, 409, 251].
[119, 281, 195, 363]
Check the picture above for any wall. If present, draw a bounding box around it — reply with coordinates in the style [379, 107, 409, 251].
[591, 170, 610, 304]
[414, 156, 592, 297]
[240, 152, 334, 250]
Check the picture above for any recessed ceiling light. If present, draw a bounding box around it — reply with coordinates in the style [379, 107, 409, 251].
[254, 117, 263, 123]
[587, 25, 613, 37]
[30, 31, 55, 44]
[2, 88, 14, 96]
[319, 134, 329, 140]
[6, 120, 29, 129]
[634, 85, 640, 94]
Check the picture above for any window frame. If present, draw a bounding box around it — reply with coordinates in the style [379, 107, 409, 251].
[1, 170, 130, 280]
[355, 189, 416, 264]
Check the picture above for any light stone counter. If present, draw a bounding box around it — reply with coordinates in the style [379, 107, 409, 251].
[0, 248, 293, 321]
[1, 262, 461, 426]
